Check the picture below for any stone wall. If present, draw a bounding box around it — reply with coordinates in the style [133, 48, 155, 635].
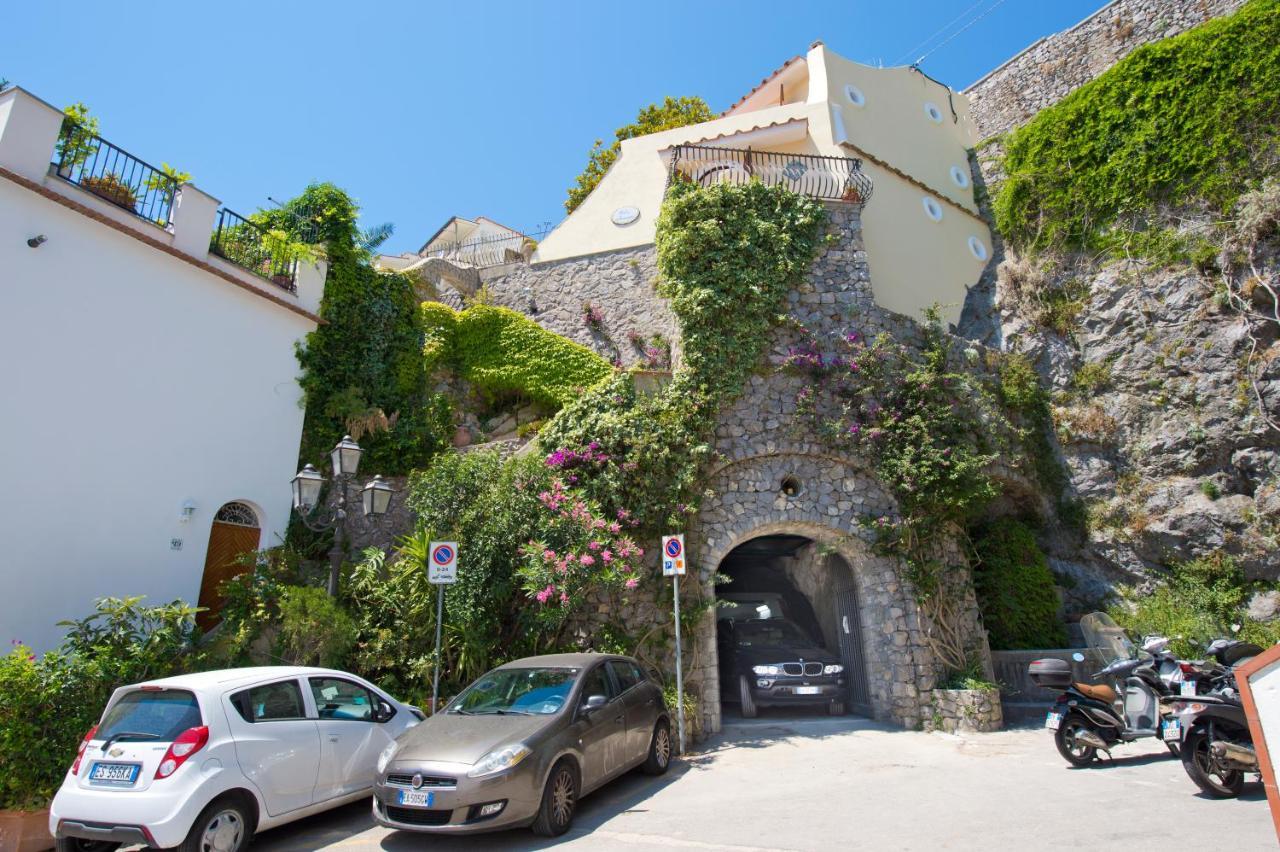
[965, 0, 1248, 141]
[484, 246, 679, 369]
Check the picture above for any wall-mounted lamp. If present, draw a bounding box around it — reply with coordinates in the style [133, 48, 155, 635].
[27, 235, 47, 248]
[179, 499, 197, 523]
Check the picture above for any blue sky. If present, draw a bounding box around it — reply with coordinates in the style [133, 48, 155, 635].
[3, 1, 1106, 254]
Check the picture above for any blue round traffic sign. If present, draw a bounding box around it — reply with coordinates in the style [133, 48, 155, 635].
[664, 538, 683, 559]
[432, 545, 454, 565]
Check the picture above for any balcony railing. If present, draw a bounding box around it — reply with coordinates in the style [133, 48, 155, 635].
[209, 207, 298, 292]
[667, 145, 873, 203]
[52, 122, 178, 227]
[422, 230, 540, 269]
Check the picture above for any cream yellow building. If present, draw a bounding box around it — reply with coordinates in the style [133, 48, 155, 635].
[534, 41, 991, 327]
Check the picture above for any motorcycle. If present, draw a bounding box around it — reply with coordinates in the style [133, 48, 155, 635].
[1030, 612, 1181, 766]
[1164, 637, 1264, 798]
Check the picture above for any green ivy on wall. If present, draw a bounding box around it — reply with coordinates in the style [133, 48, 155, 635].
[422, 303, 613, 407]
[994, 0, 1280, 254]
[284, 184, 452, 474]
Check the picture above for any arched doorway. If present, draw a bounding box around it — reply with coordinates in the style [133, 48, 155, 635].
[715, 534, 872, 720]
[196, 501, 262, 630]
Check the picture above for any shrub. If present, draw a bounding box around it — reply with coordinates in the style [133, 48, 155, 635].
[971, 519, 1068, 650]
[995, 0, 1280, 252]
[276, 586, 357, 667]
[0, 597, 202, 810]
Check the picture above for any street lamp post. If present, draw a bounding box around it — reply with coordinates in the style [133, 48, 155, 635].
[291, 435, 394, 597]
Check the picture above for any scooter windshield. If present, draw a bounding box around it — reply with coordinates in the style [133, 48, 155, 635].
[1080, 612, 1135, 664]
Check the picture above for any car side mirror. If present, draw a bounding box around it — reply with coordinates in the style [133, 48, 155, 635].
[581, 694, 607, 714]
[373, 700, 394, 722]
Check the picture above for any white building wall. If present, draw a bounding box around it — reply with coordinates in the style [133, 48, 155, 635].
[0, 175, 315, 652]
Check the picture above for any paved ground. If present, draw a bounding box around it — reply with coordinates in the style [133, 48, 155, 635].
[251, 712, 1276, 851]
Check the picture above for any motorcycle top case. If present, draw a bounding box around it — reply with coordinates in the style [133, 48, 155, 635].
[1028, 658, 1073, 689]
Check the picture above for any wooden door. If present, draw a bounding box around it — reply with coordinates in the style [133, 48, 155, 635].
[197, 519, 261, 630]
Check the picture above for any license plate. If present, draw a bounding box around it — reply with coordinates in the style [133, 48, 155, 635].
[795, 686, 821, 695]
[1180, 680, 1196, 697]
[88, 762, 140, 786]
[1162, 719, 1181, 741]
[1045, 712, 1063, 731]
[397, 789, 434, 808]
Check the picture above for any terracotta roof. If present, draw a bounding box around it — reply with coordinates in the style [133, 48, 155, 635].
[678, 117, 808, 147]
[722, 55, 804, 116]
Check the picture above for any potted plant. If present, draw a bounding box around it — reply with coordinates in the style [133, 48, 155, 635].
[80, 172, 138, 211]
[927, 659, 1004, 734]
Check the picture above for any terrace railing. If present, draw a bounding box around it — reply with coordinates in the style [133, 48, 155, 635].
[667, 144, 873, 203]
[422, 229, 542, 269]
[53, 122, 179, 228]
[209, 208, 298, 292]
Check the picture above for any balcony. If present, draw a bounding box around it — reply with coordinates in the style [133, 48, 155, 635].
[209, 207, 301, 293]
[667, 145, 873, 203]
[52, 121, 179, 228]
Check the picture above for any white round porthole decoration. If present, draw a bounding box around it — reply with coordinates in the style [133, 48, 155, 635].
[968, 236, 989, 261]
[924, 102, 944, 123]
[950, 165, 970, 188]
[922, 196, 943, 222]
[844, 84, 866, 107]
[611, 206, 640, 226]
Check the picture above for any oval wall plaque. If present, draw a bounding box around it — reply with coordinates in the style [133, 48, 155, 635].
[611, 206, 640, 226]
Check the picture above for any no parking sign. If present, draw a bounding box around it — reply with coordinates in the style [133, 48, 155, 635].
[428, 541, 458, 584]
[662, 534, 686, 576]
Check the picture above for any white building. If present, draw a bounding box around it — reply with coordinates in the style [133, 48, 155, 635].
[377, 215, 531, 272]
[0, 86, 326, 652]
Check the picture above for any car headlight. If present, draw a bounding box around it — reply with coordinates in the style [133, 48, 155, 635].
[824, 664, 844, 675]
[752, 665, 781, 676]
[468, 744, 532, 778]
[376, 741, 399, 774]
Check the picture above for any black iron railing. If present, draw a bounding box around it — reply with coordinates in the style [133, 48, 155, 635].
[209, 208, 298, 292]
[53, 122, 179, 227]
[667, 145, 873, 203]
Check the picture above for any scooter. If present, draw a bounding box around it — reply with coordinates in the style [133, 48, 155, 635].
[1164, 638, 1264, 798]
[1030, 612, 1181, 766]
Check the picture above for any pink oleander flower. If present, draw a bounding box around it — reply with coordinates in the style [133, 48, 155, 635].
[580, 554, 595, 567]
[536, 585, 555, 604]
[543, 549, 556, 561]
[624, 577, 639, 590]
[602, 550, 613, 563]
[608, 522, 622, 534]
[560, 591, 570, 604]
[588, 540, 602, 551]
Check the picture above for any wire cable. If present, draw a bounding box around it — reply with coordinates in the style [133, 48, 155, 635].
[910, 0, 1010, 68]
[892, 0, 990, 66]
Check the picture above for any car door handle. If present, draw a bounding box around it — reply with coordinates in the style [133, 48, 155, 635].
[328, 736, 340, 742]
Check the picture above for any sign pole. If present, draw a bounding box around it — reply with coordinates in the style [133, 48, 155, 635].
[427, 541, 459, 715]
[662, 533, 688, 754]
[431, 583, 443, 713]
[673, 571, 685, 754]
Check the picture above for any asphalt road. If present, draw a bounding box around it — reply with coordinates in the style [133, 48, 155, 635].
[249, 711, 1276, 851]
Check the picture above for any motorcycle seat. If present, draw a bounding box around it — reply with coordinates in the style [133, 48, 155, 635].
[1075, 682, 1117, 703]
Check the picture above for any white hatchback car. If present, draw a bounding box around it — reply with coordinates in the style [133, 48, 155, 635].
[50, 666, 421, 851]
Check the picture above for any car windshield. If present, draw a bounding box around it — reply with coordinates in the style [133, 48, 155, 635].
[98, 689, 202, 743]
[448, 667, 578, 716]
[735, 621, 812, 649]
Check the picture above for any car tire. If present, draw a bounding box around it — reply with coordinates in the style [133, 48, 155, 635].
[828, 699, 847, 716]
[739, 675, 757, 719]
[532, 760, 579, 837]
[56, 840, 119, 852]
[177, 794, 254, 852]
[641, 719, 673, 775]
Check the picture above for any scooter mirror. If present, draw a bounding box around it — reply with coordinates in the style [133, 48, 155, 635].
[1072, 652, 1085, 662]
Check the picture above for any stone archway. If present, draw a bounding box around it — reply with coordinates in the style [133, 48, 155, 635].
[690, 451, 942, 734]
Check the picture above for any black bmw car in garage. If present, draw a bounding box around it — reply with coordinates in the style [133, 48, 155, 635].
[718, 618, 848, 717]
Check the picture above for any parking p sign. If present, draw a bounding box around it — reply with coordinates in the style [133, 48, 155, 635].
[662, 534, 686, 576]
[428, 541, 458, 584]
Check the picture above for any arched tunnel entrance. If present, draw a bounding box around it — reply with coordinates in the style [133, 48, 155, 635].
[715, 534, 872, 720]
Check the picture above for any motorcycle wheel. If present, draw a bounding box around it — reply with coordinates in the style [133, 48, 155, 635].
[1054, 714, 1099, 766]
[1182, 731, 1244, 798]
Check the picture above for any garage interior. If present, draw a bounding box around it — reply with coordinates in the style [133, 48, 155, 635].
[715, 534, 872, 718]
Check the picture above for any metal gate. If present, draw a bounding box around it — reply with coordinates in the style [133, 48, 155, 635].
[834, 586, 872, 714]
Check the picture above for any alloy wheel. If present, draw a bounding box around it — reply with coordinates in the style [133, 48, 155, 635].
[551, 767, 576, 827]
[200, 809, 244, 852]
[655, 726, 671, 768]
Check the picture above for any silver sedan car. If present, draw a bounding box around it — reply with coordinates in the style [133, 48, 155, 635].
[372, 653, 672, 836]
